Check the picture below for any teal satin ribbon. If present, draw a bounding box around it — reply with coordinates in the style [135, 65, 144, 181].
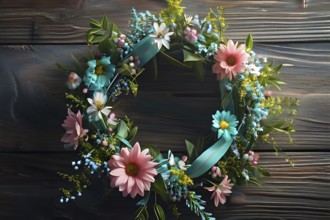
[186, 137, 233, 179]
[131, 36, 159, 67]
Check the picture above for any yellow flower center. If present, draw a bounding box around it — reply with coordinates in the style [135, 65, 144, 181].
[219, 120, 229, 130]
[95, 100, 104, 110]
[125, 162, 139, 176]
[226, 56, 236, 66]
[95, 61, 105, 75]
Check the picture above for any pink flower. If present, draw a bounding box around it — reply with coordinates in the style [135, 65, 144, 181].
[211, 166, 221, 179]
[61, 108, 88, 150]
[212, 40, 249, 81]
[184, 27, 198, 43]
[263, 90, 273, 97]
[205, 175, 233, 207]
[108, 142, 158, 198]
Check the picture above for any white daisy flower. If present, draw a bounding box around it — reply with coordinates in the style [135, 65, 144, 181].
[87, 92, 112, 121]
[150, 22, 174, 50]
[245, 63, 261, 76]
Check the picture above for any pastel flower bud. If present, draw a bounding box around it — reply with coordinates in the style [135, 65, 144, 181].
[211, 172, 218, 179]
[117, 39, 125, 47]
[129, 62, 135, 68]
[215, 167, 221, 177]
[181, 155, 188, 162]
[211, 166, 217, 172]
[102, 140, 108, 147]
[263, 90, 273, 97]
[243, 154, 249, 160]
[82, 88, 88, 94]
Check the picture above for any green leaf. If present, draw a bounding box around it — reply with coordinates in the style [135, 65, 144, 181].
[87, 34, 95, 44]
[101, 16, 110, 32]
[159, 51, 191, 69]
[90, 18, 101, 28]
[246, 34, 253, 52]
[192, 61, 205, 80]
[135, 206, 149, 220]
[90, 35, 107, 44]
[98, 38, 112, 54]
[248, 177, 262, 187]
[117, 120, 128, 139]
[127, 126, 138, 141]
[154, 204, 166, 220]
[273, 64, 283, 72]
[183, 49, 202, 62]
[185, 140, 194, 159]
[87, 28, 103, 35]
[151, 176, 170, 204]
[117, 137, 132, 148]
[143, 145, 161, 161]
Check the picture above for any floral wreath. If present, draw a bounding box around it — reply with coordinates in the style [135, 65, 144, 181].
[58, 1, 298, 219]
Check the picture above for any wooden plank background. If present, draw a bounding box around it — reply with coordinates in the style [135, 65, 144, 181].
[0, 0, 329, 219]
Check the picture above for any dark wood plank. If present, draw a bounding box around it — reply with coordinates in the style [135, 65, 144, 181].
[0, 43, 329, 151]
[1, 0, 330, 44]
[0, 152, 328, 219]
[0, 0, 83, 8]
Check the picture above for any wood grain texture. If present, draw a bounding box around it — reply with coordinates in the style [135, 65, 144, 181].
[0, 0, 329, 219]
[1, 0, 330, 43]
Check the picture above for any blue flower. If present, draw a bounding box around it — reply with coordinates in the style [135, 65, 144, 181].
[212, 110, 238, 141]
[83, 56, 115, 91]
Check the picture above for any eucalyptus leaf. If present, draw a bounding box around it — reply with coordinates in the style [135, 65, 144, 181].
[117, 120, 128, 138]
[117, 137, 132, 148]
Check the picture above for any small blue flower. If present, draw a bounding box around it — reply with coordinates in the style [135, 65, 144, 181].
[83, 56, 115, 91]
[212, 110, 238, 141]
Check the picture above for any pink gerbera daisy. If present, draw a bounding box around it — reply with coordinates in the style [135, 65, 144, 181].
[61, 108, 88, 150]
[108, 142, 158, 198]
[212, 40, 249, 81]
[204, 175, 234, 207]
